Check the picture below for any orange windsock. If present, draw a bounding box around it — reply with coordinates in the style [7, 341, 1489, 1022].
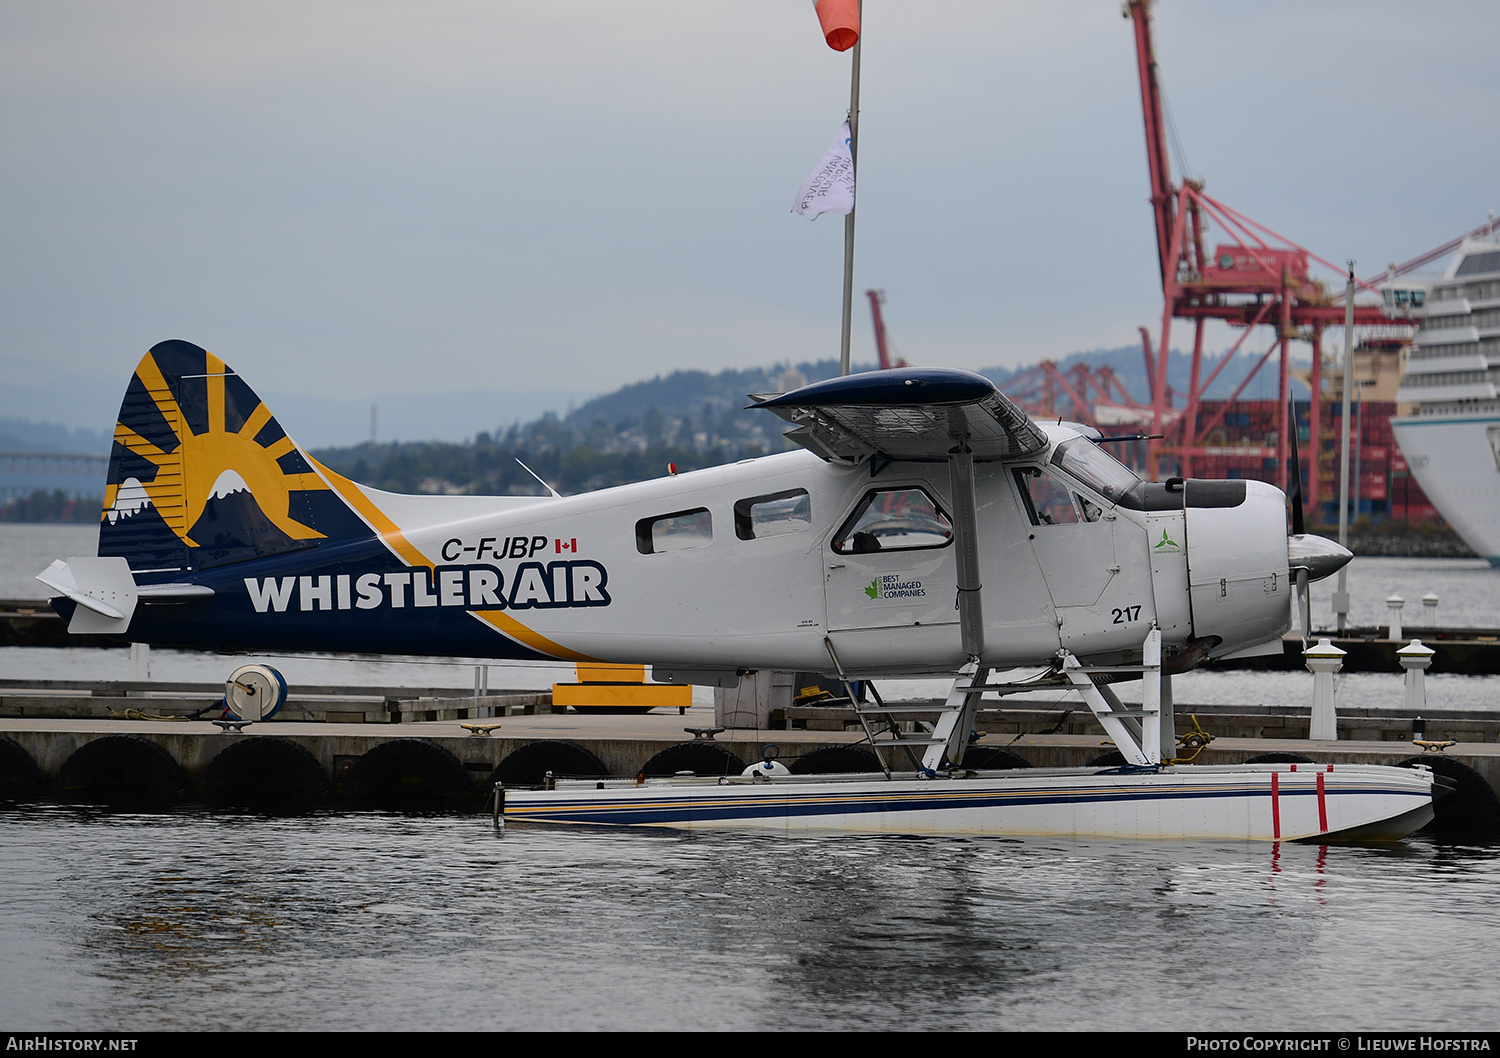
[813, 0, 859, 52]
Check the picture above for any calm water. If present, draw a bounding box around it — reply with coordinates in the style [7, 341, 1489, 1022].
[1, 807, 1498, 1032]
[6, 525, 1500, 1031]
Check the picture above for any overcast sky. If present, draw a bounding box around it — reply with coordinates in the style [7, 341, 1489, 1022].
[2, 1, 1495, 434]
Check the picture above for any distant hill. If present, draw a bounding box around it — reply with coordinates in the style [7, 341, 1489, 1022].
[309, 345, 1315, 496]
[260, 386, 594, 449]
[561, 361, 836, 430]
[4, 345, 1315, 515]
[311, 358, 868, 496]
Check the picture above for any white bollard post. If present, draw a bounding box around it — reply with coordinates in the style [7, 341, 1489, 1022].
[1306, 638, 1346, 741]
[1386, 594, 1405, 640]
[1422, 592, 1439, 628]
[129, 642, 151, 681]
[1397, 639, 1435, 714]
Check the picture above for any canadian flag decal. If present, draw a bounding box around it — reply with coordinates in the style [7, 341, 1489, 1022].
[555, 538, 577, 554]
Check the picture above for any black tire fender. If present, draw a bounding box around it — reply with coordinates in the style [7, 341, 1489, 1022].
[56, 735, 185, 808]
[203, 737, 330, 812]
[955, 746, 1032, 770]
[345, 738, 475, 808]
[1244, 752, 1316, 765]
[639, 742, 745, 778]
[1396, 755, 1500, 838]
[0, 735, 41, 802]
[788, 745, 882, 775]
[491, 740, 608, 788]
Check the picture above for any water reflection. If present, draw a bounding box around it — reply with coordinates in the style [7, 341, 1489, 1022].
[3, 807, 1499, 1031]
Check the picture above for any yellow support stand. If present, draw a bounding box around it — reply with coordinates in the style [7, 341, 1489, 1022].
[552, 663, 691, 714]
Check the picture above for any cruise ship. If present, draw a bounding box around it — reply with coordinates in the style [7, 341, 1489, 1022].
[1390, 234, 1500, 564]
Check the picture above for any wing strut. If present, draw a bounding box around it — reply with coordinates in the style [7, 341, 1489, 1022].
[836, 628, 1170, 776]
[1062, 625, 1165, 766]
[947, 442, 984, 661]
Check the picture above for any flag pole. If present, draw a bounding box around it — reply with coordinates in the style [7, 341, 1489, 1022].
[838, 2, 862, 377]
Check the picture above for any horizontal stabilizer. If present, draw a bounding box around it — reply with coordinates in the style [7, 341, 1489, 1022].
[139, 583, 216, 604]
[751, 368, 1047, 464]
[36, 557, 138, 634]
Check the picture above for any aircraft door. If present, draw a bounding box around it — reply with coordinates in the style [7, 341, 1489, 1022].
[824, 484, 960, 663]
[1014, 466, 1151, 653]
[974, 464, 1061, 664]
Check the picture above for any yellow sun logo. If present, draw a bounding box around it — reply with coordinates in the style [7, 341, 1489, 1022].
[104, 347, 328, 548]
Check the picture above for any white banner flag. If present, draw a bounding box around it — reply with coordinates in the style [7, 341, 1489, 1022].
[792, 121, 854, 219]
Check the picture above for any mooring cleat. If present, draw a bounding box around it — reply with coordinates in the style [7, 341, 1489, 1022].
[461, 722, 502, 737]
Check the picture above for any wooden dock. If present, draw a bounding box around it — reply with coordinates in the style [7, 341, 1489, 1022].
[1210, 628, 1500, 674]
[2, 693, 1498, 836]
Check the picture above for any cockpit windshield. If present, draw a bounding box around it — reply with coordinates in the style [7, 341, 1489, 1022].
[1049, 438, 1141, 505]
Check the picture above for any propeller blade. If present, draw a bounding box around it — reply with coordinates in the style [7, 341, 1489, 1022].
[1287, 396, 1306, 536]
[1296, 566, 1310, 649]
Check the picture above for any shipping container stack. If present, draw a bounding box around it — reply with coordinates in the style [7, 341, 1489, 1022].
[1163, 400, 1441, 528]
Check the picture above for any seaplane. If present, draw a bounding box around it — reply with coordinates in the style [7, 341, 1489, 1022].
[39, 340, 1438, 840]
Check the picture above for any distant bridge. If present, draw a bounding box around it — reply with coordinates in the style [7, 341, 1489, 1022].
[0, 452, 108, 502]
[0, 452, 108, 476]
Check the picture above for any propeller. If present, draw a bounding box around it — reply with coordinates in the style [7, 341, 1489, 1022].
[1287, 398, 1311, 646]
[1286, 396, 1352, 646]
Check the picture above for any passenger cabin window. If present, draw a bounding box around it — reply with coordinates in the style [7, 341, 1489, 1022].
[636, 508, 712, 555]
[735, 489, 811, 540]
[832, 488, 953, 554]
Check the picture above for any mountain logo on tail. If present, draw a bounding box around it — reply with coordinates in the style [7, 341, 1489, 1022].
[99, 340, 372, 570]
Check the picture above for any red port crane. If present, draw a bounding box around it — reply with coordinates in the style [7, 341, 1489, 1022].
[1126, 0, 1412, 511]
[1002, 361, 1155, 432]
[866, 289, 908, 370]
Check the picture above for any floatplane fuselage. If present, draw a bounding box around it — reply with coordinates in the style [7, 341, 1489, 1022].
[39, 341, 1436, 840]
[42, 342, 1320, 678]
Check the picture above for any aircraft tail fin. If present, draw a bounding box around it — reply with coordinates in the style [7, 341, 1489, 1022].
[98, 340, 375, 572]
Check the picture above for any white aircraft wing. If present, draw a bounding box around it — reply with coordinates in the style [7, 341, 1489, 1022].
[750, 367, 1047, 464]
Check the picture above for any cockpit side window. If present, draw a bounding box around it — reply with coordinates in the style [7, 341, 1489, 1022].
[1049, 438, 1140, 505]
[1013, 468, 1082, 526]
[832, 487, 953, 554]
